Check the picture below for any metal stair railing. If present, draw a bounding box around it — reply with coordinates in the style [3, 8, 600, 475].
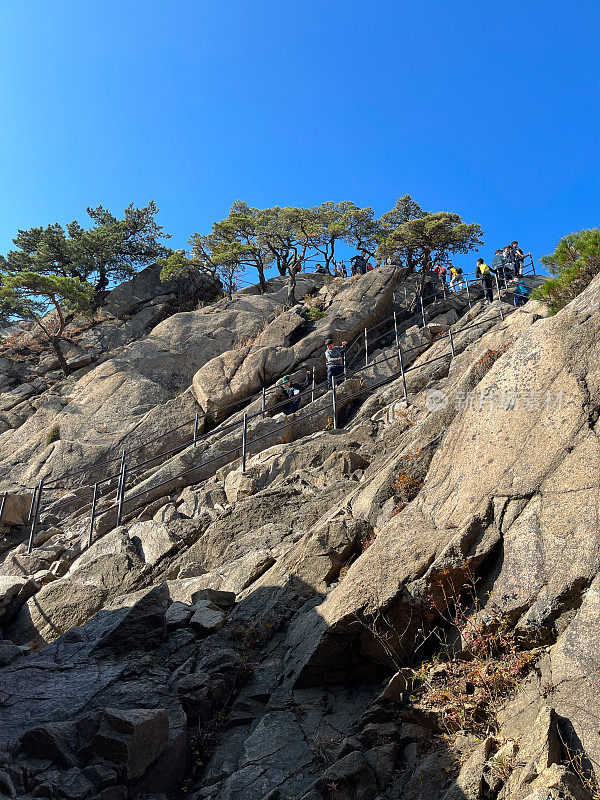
[19, 291, 524, 551]
[26, 258, 537, 496]
[6, 259, 542, 544]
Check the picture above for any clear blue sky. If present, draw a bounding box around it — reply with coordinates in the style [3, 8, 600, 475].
[1, 0, 598, 281]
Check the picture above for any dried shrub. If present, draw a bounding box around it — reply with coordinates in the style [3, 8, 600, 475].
[392, 448, 426, 504]
[410, 565, 537, 736]
[474, 342, 512, 372]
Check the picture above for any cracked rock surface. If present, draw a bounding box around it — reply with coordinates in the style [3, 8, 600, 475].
[0, 267, 598, 799]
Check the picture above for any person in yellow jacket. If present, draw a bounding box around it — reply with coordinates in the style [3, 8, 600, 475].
[449, 265, 464, 292]
[475, 258, 495, 304]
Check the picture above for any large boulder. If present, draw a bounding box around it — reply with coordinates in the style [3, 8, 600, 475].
[0, 575, 38, 623]
[0, 492, 33, 528]
[94, 707, 170, 780]
[192, 345, 296, 414]
[7, 579, 107, 646]
[192, 264, 402, 414]
[285, 274, 600, 687]
[0, 291, 293, 488]
[127, 519, 184, 566]
[102, 263, 218, 318]
[66, 527, 147, 596]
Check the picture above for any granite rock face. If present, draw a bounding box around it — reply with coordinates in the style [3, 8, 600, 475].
[0, 266, 598, 799]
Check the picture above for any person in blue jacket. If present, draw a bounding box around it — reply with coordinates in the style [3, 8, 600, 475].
[280, 371, 311, 414]
[513, 280, 531, 307]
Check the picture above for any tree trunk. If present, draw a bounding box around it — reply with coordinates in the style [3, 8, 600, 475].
[419, 251, 431, 296]
[287, 269, 296, 307]
[94, 268, 109, 294]
[257, 264, 267, 293]
[51, 337, 71, 377]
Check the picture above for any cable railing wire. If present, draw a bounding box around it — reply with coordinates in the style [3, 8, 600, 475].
[40, 259, 538, 491]
[37, 266, 536, 494]
[17, 261, 539, 547]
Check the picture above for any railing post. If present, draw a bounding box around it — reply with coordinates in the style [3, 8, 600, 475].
[331, 376, 338, 430]
[88, 483, 99, 548]
[448, 326, 456, 359]
[27, 478, 44, 554]
[420, 295, 426, 328]
[494, 273, 505, 320]
[241, 413, 248, 473]
[393, 311, 400, 350]
[193, 413, 199, 445]
[343, 351, 347, 380]
[0, 492, 7, 526]
[261, 387, 266, 419]
[116, 450, 126, 498]
[404, 287, 408, 304]
[398, 347, 407, 399]
[27, 485, 38, 524]
[364, 328, 368, 367]
[116, 459, 127, 528]
[465, 278, 472, 309]
[311, 367, 316, 403]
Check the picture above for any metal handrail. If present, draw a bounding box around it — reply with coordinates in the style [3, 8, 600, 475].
[26, 263, 538, 493]
[27, 291, 520, 551]
[17, 259, 542, 547]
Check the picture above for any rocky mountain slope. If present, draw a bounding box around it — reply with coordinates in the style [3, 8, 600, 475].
[0, 263, 598, 800]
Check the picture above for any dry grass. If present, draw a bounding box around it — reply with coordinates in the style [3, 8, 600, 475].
[408, 566, 537, 737]
[387, 448, 426, 520]
[474, 342, 512, 372]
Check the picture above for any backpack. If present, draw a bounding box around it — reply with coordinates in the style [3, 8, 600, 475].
[479, 263, 490, 275]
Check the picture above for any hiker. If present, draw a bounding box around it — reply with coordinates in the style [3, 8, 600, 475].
[280, 371, 311, 415]
[350, 251, 368, 275]
[513, 280, 531, 307]
[491, 249, 506, 287]
[325, 338, 347, 388]
[315, 264, 326, 275]
[476, 258, 495, 305]
[449, 265, 464, 291]
[433, 262, 447, 284]
[339, 260, 348, 278]
[502, 245, 515, 281]
[511, 241, 530, 277]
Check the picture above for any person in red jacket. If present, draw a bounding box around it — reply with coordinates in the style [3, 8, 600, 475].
[432, 262, 447, 281]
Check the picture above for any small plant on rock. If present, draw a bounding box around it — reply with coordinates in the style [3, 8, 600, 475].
[390, 448, 426, 513]
[474, 342, 512, 373]
[46, 424, 61, 446]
